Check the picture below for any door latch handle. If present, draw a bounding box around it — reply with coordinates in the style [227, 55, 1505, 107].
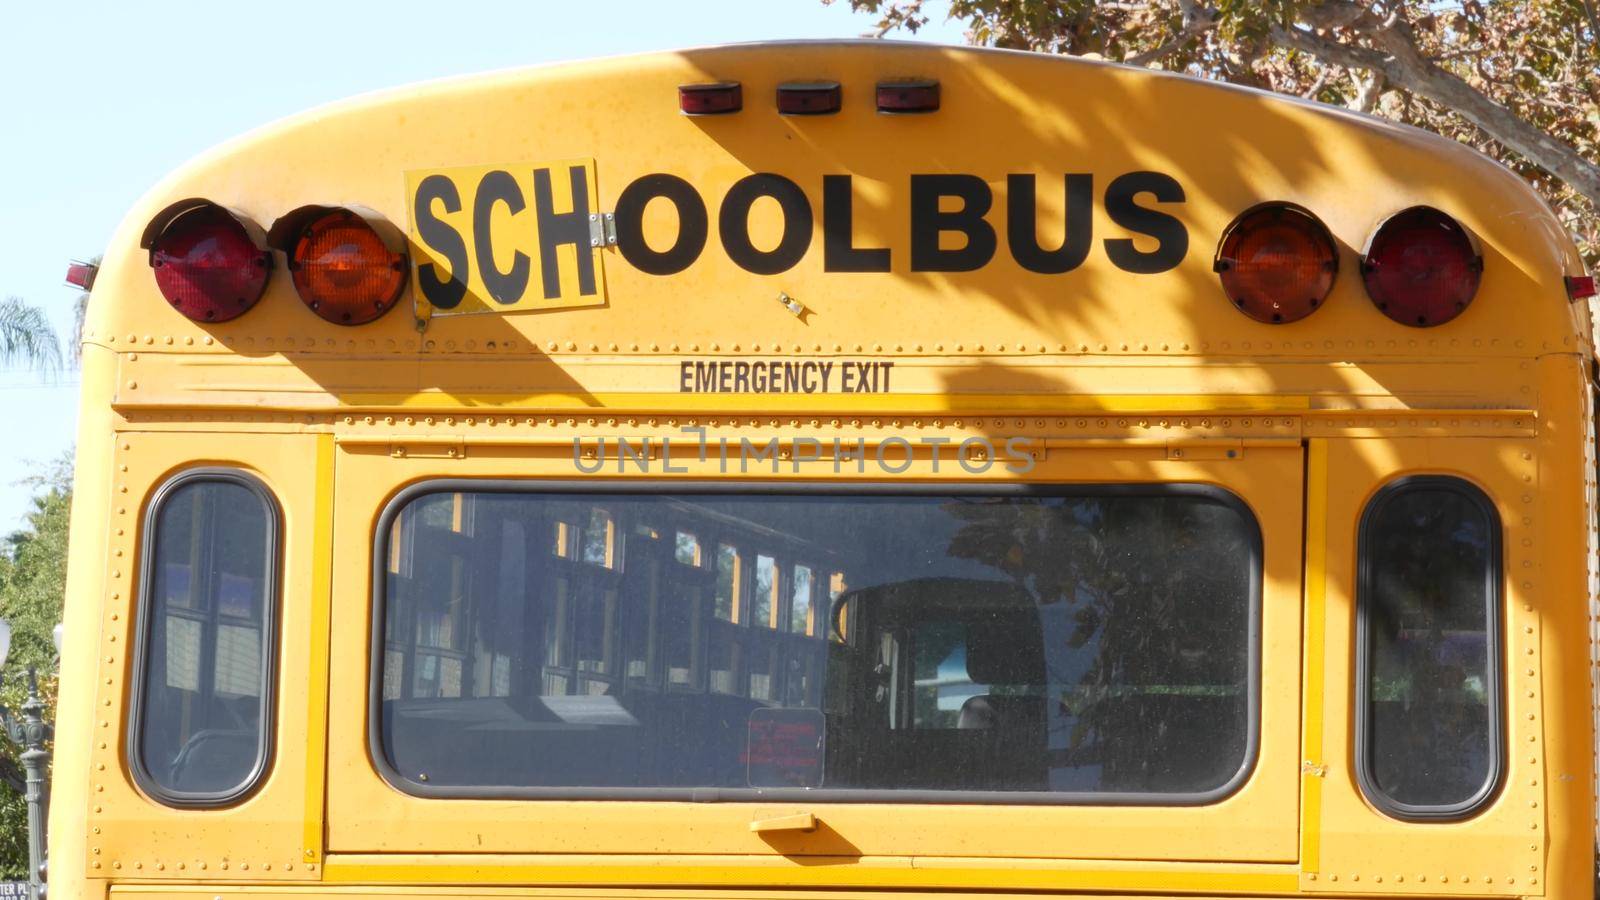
[750, 812, 817, 834]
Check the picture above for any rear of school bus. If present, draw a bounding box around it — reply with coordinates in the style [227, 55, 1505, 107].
[47, 40, 1600, 900]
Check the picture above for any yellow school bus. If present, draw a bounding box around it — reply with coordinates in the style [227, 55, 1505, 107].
[48, 39, 1599, 900]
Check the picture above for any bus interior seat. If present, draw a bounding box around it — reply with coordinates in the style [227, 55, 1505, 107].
[942, 615, 1048, 788]
[165, 728, 257, 793]
[956, 693, 1043, 732]
[384, 691, 768, 788]
[1367, 696, 1488, 801]
[1079, 692, 1245, 792]
[957, 615, 1046, 729]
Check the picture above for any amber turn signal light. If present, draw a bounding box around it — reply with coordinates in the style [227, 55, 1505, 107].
[269, 206, 406, 326]
[1214, 203, 1338, 324]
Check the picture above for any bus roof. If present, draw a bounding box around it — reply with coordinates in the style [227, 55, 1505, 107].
[86, 41, 1592, 417]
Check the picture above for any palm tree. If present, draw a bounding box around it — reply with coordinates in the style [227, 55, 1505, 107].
[71, 294, 86, 365]
[0, 297, 61, 374]
[68, 256, 99, 364]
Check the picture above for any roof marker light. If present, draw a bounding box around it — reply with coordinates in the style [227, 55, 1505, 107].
[1361, 206, 1482, 327]
[1214, 202, 1338, 324]
[64, 260, 98, 291]
[679, 82, 742, 116]
[876, 80, 939, 114]
[778, 81, 842, 115]
[1566, 275, 1596, 301]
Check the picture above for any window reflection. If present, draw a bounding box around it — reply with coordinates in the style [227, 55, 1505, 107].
[377, 489, 1258, 799]
[135, 475, 276, 802]
[1361, 478, 1501, 814]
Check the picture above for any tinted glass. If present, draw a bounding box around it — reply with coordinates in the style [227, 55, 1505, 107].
[1361, 479, 1500, 814]
[376, 489, 1258, 800]
[134, 476, 276, 802]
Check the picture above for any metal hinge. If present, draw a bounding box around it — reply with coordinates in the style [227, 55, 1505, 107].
[389, 442, 465, 460]
[1166, 440, 1243, 461]
[588, 212, 617, 248]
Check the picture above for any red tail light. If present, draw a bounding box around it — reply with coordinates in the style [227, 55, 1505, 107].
[148, 204, 270, 323]
[288, 209, 406, 325]
[778, 82, 842, 115]
[1361, 207, 1482, 327]
[877, 80, 939, 113]
[1214, 203, 1337, 324]
[679, 82, 741, 116]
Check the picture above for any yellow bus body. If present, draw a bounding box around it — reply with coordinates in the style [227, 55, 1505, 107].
[48, 40, 1599, 900]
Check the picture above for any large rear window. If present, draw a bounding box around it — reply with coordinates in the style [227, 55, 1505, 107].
[372, 484, 1260, 803]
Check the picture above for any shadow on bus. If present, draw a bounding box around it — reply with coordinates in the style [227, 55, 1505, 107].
[671, 43, 1518, 417]
[755, 821, 862, 859]
[243, 308, 608, 408]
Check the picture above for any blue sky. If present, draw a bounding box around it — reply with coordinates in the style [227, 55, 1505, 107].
[0, 0, 965, 534]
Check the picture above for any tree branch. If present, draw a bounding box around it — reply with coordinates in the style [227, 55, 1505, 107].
[1268, 2, 1600, 208]
[1350, 70, 1386, 113]
[866, 0, 925, 38]
[1124, 1, 1217, 66]
[1580, 0, 1600, 54]
[1125, 20, 1213, 66]
[1301, 67, 1332, 100]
